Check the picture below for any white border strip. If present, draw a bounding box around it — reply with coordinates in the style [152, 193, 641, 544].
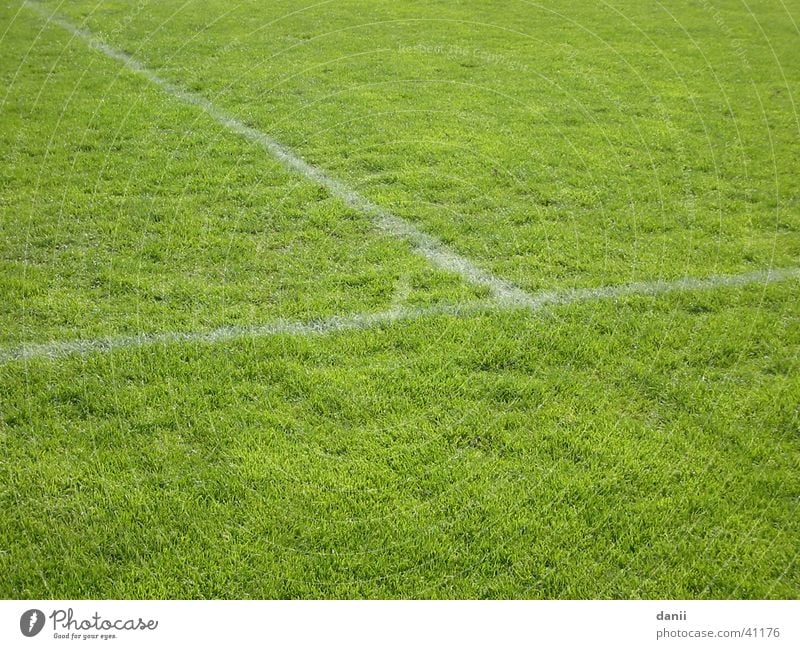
[2, 600, 799, 649]
[2, 268, 797, 363]
[21, 1, 534, 305]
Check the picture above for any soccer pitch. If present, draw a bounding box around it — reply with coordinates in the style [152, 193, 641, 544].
[1, 0, 798, 598]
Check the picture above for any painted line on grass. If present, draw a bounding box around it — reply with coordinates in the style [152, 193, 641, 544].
[2, 267, 797, 363]
[513, 266, 800, 308]
[22, 1, 533, 305]
[0, 302, 490, 364]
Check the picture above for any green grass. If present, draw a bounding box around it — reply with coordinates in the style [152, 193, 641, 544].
[0, 8, 480, 346]
[2, 284, 798, 598]
[1, 0, 799, 598]
[17, 0, 800, 288]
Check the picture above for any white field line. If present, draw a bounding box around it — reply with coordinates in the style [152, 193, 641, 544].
[1, 302, 489, 364]
[520, 266, 800, 306]
[22, 1, 533, 305]
[2, 268, 798, 363]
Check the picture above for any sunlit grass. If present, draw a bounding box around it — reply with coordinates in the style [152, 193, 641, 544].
[0, 0, 798, 598]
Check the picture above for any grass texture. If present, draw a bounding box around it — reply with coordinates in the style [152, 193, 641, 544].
[0, 0, 798, 598]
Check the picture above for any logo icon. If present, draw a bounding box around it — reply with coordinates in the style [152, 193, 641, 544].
[20, 609, 45, 637]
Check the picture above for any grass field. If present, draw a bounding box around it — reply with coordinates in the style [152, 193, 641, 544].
[1, 0, 798, 598]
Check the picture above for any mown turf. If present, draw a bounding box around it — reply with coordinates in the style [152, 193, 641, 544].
[18, 0, 800, 289]
[1, 283, 798, 598]
[0, 8, 481, 346]
[1, 0, 799, 599]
